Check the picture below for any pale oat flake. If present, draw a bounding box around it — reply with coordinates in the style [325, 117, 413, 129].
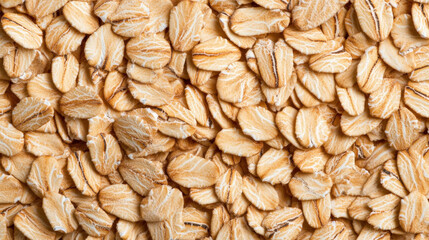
[98, 184, 142, 222]
[354, 0, 394, 42]
[292, 0, 348, 31]
[126, 34, 171, 70]
[192, 37, 241, 71]
[242, 175, 279, 211]
[230, 7, 290, 36]
[45, 16, 85, 55]
[1, 13, 43, 49]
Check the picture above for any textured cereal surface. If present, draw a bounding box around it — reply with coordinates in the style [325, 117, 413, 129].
[0, 1, 428, 239]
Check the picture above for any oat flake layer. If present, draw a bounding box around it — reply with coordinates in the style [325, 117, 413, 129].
[0, 0, 429, 239]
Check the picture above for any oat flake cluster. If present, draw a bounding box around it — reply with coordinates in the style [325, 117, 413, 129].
[2, 0, 429, 239]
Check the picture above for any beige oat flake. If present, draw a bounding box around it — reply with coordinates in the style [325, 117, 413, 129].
[45, 16, 85, 55]
[87, 132, 122, 176]
[167, 153, 220, 188]
[302, 194, 331, 229]
[169, 0, 204, 52]
[257, 148, 293, 185]
[238, 105, 278, 141]
[25, 0, 68, 19]
[74, 202, 114, 237]
[391, 14, 429, 55]
[60, 86, 103, 119]
[99, 184, 142, 222]
[385, 107, 421, 150]
[253, 38, 293, 88]
[242, 175, 279, 211]
[1, 13, 43, 49]
[12, 97, 54, 132]
[292, 0, 348, 31]
[67, 151, 102, 196]
[289, 171, 333, 200]
[295, 106, 332, 148]
[262, 207, 304, 240]
[192, 37, 241, 71]
[399, 191, 429, 233]
[140, 185, 184, 222]
[215, 128, 263, 157]
[126, 34, 171, 70]
[0, 174, 23, 204]
[354, 0, 394, 42]
[51, 54, 79, 93]
[108, 0, 150, 37]
[293, 147, 330, 173]
[14, 205, 56, 240]
[0, 120, 24, 156]
[230, 7, 290, 36]
[42, 192, 78, 233]
[85, 23, 125, 72]
[412, 3, 429, 39]
[63, 1, 100, 35]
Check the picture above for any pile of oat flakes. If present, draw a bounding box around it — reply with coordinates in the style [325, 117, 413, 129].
[1, 0, 429, 239]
